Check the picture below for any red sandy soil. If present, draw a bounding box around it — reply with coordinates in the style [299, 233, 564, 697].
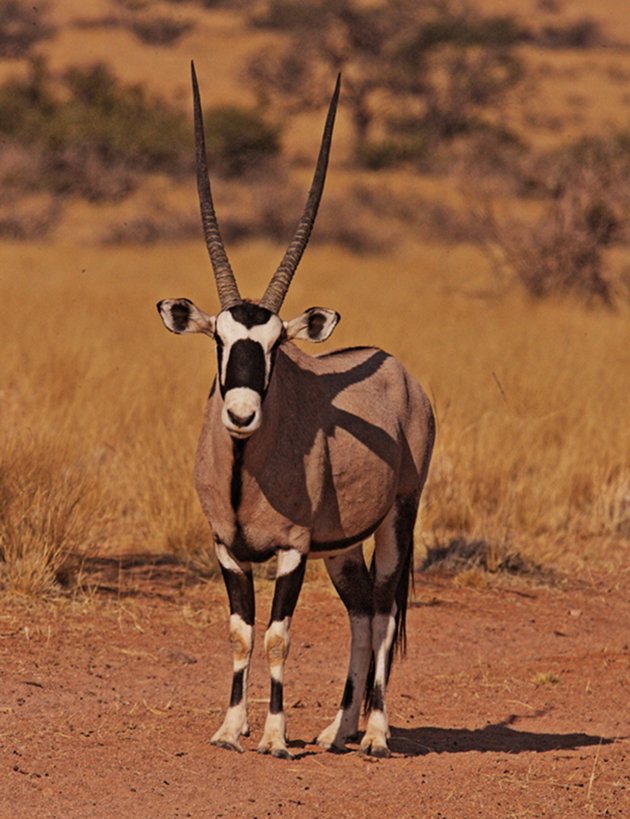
[1, 560, 629, 817]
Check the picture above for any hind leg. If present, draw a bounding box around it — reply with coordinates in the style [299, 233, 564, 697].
[361, 493, 419, 758]
[316, 545, 373, 751]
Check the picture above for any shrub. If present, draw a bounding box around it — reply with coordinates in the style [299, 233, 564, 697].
[0, 0, 55, 57]
[478, 136, 630, 305]
[61, 63, 191, 172]
[248, 0, 526, 166]
[0, 60, 192, 202]
[130, 16, 192, 46]
[203, 105, 280, 176]
[538, 18, 601, 49]
[356, 136, 430, 171]
[0, 60, 283, 210]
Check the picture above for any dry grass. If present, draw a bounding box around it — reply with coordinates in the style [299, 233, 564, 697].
[3, 0, 630, 593]
[2, 235, 630, 592]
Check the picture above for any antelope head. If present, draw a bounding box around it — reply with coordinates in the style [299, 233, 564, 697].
[158, 64, 341, 439]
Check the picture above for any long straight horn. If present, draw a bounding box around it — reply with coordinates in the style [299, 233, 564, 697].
[191, 61, 241, 310]
[259, 74, 341, 314]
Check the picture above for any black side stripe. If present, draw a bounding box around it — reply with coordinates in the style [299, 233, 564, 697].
[310, 512, 388, 552]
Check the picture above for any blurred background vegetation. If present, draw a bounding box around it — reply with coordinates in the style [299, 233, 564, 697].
[1, 0, 630, 593]
[3, 0, 630, 300]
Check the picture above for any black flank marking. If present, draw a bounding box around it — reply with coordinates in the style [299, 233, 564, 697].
[218, 557, 255, 625]
[170, 299, 192, 332]
[229, 524, 275, 564]
[317, 345, 376, 359]
[230, 439, 246, 512]
[341, 677, 354, 710]
[225, 339, 266, 395]
[229, 302, 274, 328]
[269, 679, 283, 714]
[310, 512, 388, 553]
[229, 669, 245, 707]
[270, 560, 307, 622]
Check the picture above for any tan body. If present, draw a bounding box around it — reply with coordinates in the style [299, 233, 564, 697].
[195, 343, 433, 560]
[158, 67, 435, 757]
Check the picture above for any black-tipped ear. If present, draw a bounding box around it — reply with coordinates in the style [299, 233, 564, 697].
[157, 298, 216, 336]
[284, 307, 340, 343]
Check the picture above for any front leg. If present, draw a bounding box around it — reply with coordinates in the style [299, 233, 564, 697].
[258, 548, 307, 759]
[210, 542, 255, 753]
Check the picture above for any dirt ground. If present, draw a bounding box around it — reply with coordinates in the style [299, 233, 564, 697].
[1, 560, 629, 818]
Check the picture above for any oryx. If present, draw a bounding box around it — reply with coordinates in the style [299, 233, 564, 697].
[157, 63, 435, 758]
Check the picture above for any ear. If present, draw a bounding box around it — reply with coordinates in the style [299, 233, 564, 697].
[284, 306, 340, 343]
[157, 298, 216, 336]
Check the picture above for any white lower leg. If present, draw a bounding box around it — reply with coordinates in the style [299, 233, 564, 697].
[360, 609, 396, 756]
[258, 618, 292, 758]
[317, 614, 371, 749]
[211, 615, 252, 752]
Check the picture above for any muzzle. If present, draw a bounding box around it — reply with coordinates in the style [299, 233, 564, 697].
[222, 387, 262, 439]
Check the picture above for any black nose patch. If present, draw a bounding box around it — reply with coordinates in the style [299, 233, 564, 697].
[223, 339, 266, 395]
[227, 409, 255, 427]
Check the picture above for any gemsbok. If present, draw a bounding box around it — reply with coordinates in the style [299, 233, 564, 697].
[157, 63, 435, 758]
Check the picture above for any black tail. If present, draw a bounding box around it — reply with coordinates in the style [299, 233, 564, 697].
[364, 493, 418, 712]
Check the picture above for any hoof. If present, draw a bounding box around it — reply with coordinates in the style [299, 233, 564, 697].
[367, 744, 391, 759]
[315, 737, 347, 754]
[360, 735, 391, 758]
[210, 738, 244, 753]
[257, 745, 293, 760]
[272, 747, 294, 760]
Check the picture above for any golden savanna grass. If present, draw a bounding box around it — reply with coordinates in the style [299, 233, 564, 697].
[2, 234, 629, 593]
[3, 0, 630, 592]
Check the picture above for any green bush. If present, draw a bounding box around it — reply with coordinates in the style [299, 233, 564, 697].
[356, 136, 430, 171]
[0, 61, 192, 200]
[203, 104, 280, 176]
[57, 64, 191, 172]
[0, 61, 282, 203]
[0, 0, 55, 57]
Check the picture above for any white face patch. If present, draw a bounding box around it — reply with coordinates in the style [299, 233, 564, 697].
[214, 308, 284, 438]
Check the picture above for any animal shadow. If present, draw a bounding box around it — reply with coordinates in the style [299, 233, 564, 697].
[389, 714, 618, 757]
